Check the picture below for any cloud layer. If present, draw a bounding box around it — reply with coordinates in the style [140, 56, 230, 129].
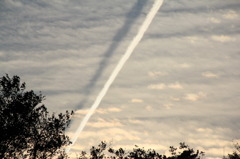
[1, 0, 240, 158]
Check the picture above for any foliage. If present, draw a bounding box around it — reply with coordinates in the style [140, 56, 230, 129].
[224, 142, 240, 159]
[167, 142, 204, 159]
[0, 74, 73, 159]
[77, 141, 204, 159]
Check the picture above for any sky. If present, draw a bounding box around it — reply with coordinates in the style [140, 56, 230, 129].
[0, 0, 240, 158]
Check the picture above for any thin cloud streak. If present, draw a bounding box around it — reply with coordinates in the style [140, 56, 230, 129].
[66, 0, 164, 153]
[76, 0, 147, 109]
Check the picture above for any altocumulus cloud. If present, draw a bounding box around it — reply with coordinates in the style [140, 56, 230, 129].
[1, 0, 240, 158]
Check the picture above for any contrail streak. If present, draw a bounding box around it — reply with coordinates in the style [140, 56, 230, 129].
[66, 0, 164, 153]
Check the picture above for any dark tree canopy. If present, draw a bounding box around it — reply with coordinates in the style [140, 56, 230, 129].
[0, 74, 73, 159]
[224, 142, 240, 159]
[77, 141, 204, 159]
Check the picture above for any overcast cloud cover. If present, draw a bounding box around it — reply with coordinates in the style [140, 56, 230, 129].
[0, 0, 240, 158]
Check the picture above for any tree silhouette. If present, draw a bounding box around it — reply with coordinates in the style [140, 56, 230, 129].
[0, 74, 73, 159]
[168, 142, 204, 159]
[77, 141, 204, 159]
[224, 142, 240, 159]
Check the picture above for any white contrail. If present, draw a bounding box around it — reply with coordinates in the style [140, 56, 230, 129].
[66, 0, 164, 153]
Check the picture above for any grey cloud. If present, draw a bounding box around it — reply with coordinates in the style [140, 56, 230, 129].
[161, 0, 240, 14]
[76, 0, 148, 109]
[1, 0, 239, 158]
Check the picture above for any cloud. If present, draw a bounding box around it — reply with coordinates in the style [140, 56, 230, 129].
[211, 35, 235, 42]
[168, 82, 183, 89]
[1, 1, 240, 158]
[75, 109, 89, 115]
[186, 36, 200, 44]
[4, 0, 23, 7]
[223, 10, 238, 19]
[130, 98, 144, 103]
[107, 107, 122, 112]
[186, 36, 208, 45]
[196, 127, 213, 133]
[128, 119, 142, 124]
[96, 107, 122, 114]
[179, 63, 191, 68]
[202, 72, 219, 78]
[170, 96, 181, 101]
[78, 128, 141, 141]
[208, 17, 221, 24]
[148, 71, 168, 78]
[184, 92, 206, 101]
[87, 118, 123, 128]
[75, 107, 122, 116]
[147, 83, 166, 90]
[164, 103, 173, 109]
[145, 105, 153, 111]
[147, 82, 183, 90]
